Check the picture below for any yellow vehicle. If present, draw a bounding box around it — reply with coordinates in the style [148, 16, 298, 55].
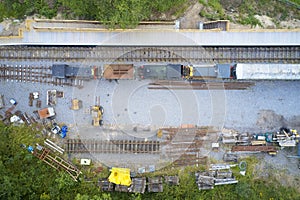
[71, 99, 82, 110]
[181, 65, 194, 79]
[91, 105, 104, 126]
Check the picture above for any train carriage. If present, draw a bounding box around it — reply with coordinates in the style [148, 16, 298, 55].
[139, 64, 182, 80]
[183, 64, 233, 80]
[52, 64, 101, 79]
[235, 63, 300, 80]
[51, 62, 300, 81]
[184, 63, 300, 80]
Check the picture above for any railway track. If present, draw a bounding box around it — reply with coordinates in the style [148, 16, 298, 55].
[0, 64, 255, 90]
[0, 64, 84, 87]
[148, 80, 255, 90]
[65, 139, 160, 154]
[65, 127, 216, 167]
[0, 46, 299, 63]
[160, 127, 216, 167]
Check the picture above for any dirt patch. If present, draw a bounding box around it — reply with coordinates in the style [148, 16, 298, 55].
[256, 110, 287, 131]
[254, 152, 300, 193]
[228, 22, 251, 29]
[0, 19, 25, 36]
[254, 15, 276, 29]
[179, 1, 204, 29]
[288, 115, 300, 130]
[253, 15, 300, 29]
[179, 0, 251, 29]
[280, 19, 300, 29]
[256, 109, 300, 132]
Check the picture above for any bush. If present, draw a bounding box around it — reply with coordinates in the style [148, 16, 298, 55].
[239, 14, 262, 27]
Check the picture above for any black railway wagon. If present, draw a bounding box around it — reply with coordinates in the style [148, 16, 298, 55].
[52, 64, 101, 79]
[139, 64, 182, 80]
[191, 64, 217, 79]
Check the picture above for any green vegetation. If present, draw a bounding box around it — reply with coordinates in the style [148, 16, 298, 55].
[0, 0, 60, 20]
[198, 0, 299, 27]
[238, 15, 262, 28]
[0, 0, 187, 28]
[199, 0, 226, 20]
[237, 0, 300, 20]
[1, 122, 300, 199]
[0, 0, 298, 28]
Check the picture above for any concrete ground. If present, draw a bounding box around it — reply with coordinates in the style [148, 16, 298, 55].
[0, 78, 300, 172]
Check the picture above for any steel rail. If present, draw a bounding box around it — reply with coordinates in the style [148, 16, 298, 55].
[0, 46, 298, 63]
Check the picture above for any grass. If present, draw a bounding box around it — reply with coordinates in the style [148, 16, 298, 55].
[238, 14, 262, 27]
[199, 0, 226, 20]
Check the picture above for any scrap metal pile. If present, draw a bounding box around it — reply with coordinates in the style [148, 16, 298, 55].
[195, 164, 238, 190]
[99, 171, 179, 194]
[222, 127, 299, 155]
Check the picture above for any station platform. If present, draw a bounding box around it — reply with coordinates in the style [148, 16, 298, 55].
[0, 19, 299, 46]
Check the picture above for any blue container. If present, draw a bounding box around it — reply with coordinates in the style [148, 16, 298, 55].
[60, 125, 68, 138]
[60, 132, 67, 138]
[61, 125, 68, 133]
[27, 146, 34, 153]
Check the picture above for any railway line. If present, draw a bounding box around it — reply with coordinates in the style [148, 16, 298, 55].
[148, 81, 255, 90]
[0, 64, 84, 87]
[0, 45, 298, 88]
[0, 64, 256, 90]
[65, 127, 212, 167]
[159, 127, 216, 167]
[65, 139, 160, 154]
[0, 46, 299, 63]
